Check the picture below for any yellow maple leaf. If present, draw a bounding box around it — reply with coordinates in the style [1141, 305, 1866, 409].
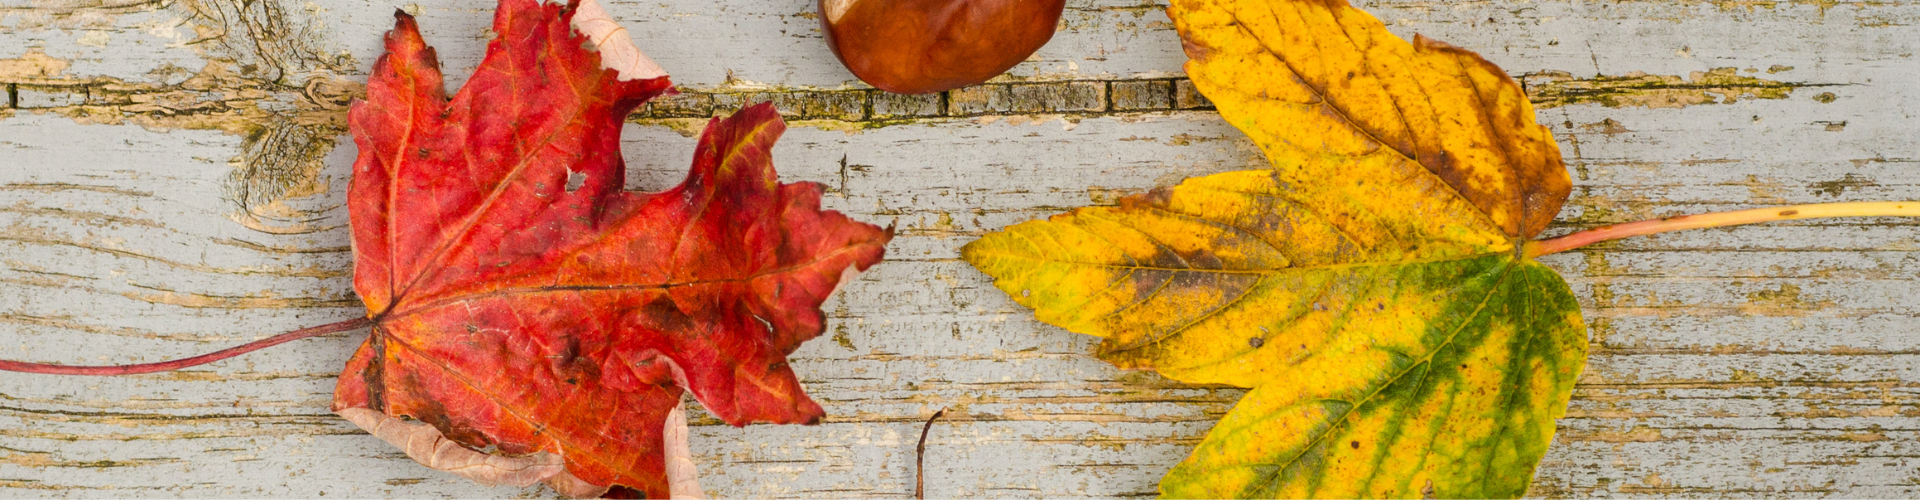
[963, 0, 1586, 496]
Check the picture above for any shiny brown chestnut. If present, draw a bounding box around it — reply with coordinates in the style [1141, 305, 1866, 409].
[819, 0, 1067, 94]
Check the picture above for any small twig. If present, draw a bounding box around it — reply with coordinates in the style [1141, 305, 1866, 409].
[915, 408, 946, 500]
[1527, 201, 1920, 257]
[0, 317, 371, 375]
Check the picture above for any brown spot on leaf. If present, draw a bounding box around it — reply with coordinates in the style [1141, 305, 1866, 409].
[1181, 38, 1213, 61]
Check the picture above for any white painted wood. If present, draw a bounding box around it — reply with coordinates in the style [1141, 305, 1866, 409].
[1, 0, 1918, 497]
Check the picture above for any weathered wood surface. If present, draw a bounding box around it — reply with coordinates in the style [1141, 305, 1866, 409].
[2, 0, 1918, 497]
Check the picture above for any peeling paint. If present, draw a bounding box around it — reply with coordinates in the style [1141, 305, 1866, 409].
[4, 0, 1920, 497]
[0, 49, 71, 81]
[1577, 118, 1632, 137]
[1809, 173, 1876, 198]
[1524, 68, 1809, 109]
[2, 0, 358, 234]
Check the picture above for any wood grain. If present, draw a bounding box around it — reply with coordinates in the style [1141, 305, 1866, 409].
[2, 0, 1918, 496]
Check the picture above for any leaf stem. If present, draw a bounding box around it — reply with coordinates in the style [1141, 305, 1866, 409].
[915, 408, 945, 500]
[1526, 201, 1920, 258]
[0, 317, 371, 376]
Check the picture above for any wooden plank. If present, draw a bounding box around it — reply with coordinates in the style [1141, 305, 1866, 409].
[1, 0, 1918, 496]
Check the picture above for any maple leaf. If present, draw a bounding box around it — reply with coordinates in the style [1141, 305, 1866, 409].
[962, 0, 1585, 496]
[329, 1, 891, 497]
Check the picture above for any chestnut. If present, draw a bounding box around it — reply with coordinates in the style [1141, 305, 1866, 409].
[819, 0, 1067, 94]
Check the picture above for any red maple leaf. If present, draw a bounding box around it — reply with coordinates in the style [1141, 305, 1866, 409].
[328, 1, 891, 496]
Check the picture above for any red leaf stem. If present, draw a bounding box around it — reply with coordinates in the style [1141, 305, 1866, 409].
[0, 317, 371, 376]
